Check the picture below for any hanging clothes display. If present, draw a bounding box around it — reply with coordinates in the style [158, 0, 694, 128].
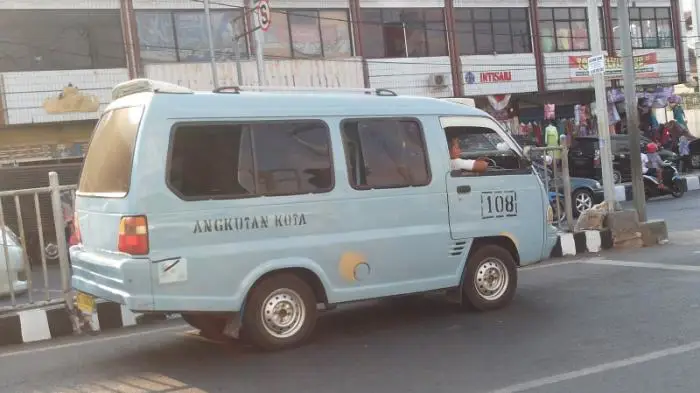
[544, 103, 556, 120]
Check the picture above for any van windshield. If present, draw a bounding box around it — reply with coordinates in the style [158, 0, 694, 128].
[78, 106, 144, 196]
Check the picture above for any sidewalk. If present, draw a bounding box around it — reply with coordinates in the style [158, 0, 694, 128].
[0, 265, 64, 311]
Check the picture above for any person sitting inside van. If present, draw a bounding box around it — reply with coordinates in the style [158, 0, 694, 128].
[449, 137, 488, 173]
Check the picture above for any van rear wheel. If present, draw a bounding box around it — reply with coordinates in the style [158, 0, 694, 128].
[462, 244, 517, 311]
[242, 273, 317, 351]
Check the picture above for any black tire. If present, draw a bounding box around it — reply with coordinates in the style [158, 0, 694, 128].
[462, 244, 517, 311]
[242, 273, 317, 351]
[691, 154, 700, 169]
[672, 179, 685, 198]
[181, 313, 227, 338]
[612, 170, 622, 184]
[572, 189, 594, 217]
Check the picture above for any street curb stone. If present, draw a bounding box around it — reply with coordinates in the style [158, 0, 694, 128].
[0, 301, 177, 348]
[551, 229, 614, 258]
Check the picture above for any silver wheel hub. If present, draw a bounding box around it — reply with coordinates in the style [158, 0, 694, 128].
[474, 258, 509, 301]
[261, 288, 305, 339]
[575, 193, 592, 212]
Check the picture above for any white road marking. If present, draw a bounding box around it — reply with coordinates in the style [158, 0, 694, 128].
[582, 259, 700, 272]
[0, 324, 188, 359]
[487, 339, 700, 393]
[520, 260, 580, 272]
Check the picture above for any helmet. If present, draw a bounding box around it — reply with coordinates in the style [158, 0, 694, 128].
[646, 142, 658, 153]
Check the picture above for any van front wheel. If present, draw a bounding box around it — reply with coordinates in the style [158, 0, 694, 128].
[462, 244, 517, 311]
[242, 273, 317, 351]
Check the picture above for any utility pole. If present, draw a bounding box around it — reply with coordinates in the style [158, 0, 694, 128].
[203, 0, 219, 89]
[252, 0, 266, 86]
[618, 0, 647, 221]
[694, 0, 700, 90]
[586, 0, 616, 209]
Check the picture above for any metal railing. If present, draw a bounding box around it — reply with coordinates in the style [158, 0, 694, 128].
[527, 146, 575, 232]
[0, 172, 75, 314]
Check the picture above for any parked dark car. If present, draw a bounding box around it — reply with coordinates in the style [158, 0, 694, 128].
[569, 135, 677, 184]
[534, 163, 605, 217]
[689, 137, 700, 168]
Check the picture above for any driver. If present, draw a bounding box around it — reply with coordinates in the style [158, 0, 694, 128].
[450, 137, 488, 173]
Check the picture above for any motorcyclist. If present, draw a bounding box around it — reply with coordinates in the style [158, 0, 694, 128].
[645, 142, 665, 189]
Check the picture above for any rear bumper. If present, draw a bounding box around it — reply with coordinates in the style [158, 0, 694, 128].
[70, 246, 153, 312]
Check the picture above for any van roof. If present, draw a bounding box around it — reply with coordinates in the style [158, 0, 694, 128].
[107, 81, 490, 119]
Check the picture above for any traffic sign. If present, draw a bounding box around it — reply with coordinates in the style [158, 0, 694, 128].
[587, 54, 605, 76]
[256, 0, 271, 32]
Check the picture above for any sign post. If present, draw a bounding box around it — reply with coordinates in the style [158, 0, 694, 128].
[253, 0, 270, 86]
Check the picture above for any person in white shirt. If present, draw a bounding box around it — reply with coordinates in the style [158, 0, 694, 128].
[450, 137, 488, 173]
[641, 151, 649, 175]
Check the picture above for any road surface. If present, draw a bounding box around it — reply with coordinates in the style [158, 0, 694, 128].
[0, 192, 699, 393]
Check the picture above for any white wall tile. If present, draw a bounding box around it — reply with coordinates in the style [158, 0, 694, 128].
[0, 0, 119, 9]
[144, 58, 364, 89]
[367, 57, 454, 97]
[1, 69, 129, 125]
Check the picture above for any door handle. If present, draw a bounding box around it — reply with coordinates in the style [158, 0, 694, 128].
[457, 185, 471, 194]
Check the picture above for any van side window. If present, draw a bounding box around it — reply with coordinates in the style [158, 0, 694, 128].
[168, 120, 333, 200]
[341, 118, 431, 189]
[445, 126, 523, 174]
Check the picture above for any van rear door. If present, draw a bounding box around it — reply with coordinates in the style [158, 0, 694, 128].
[75, 106, 144, 253]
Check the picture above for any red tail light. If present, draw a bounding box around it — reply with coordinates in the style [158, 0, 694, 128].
[118, 215, 149, 255]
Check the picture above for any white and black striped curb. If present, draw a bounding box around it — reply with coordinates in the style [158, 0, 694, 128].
[551, 229, 614, 258]
[614, 173, 700, 202]
[0, 301, 175, 347]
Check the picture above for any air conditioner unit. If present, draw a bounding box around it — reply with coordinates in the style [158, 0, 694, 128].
[431, 73, 448, 87]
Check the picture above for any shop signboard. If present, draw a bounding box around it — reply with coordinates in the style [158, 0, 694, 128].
[569, 53, 658, 81]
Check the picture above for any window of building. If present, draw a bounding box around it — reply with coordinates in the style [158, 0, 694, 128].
[359, 8, 447, 58]
[263, 10, 293, 58]
[341, 118, 431, 189]
[539, 8, 589, 52]
[136, 9, 351, 64]
[0, 10, 126, 72]
[454, 8, 532, 55]
[289, 10, 323, 58]
[320, 10, 353, 57]
[601, 7, 673, 50]
[137, 10, 247, 63]
[168, 120, 333, 200]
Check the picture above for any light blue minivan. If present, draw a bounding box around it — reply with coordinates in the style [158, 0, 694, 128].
[71, 79, 558, 351]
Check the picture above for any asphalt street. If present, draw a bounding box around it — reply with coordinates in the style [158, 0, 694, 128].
[0, 192, 699, 393]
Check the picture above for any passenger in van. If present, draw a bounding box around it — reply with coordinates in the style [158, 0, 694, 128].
[449, 137, 488, 173]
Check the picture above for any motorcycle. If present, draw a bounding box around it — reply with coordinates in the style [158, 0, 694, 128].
[549, 191, 566, 225]
[643, 160, 684, 199]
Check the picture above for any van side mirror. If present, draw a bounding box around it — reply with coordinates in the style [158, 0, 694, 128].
[522, 146, 533, 162]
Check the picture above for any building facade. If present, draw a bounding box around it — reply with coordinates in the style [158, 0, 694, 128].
[0, 0, 690, 163]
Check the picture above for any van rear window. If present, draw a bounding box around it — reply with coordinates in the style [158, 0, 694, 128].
[78, 106, 143, 196]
